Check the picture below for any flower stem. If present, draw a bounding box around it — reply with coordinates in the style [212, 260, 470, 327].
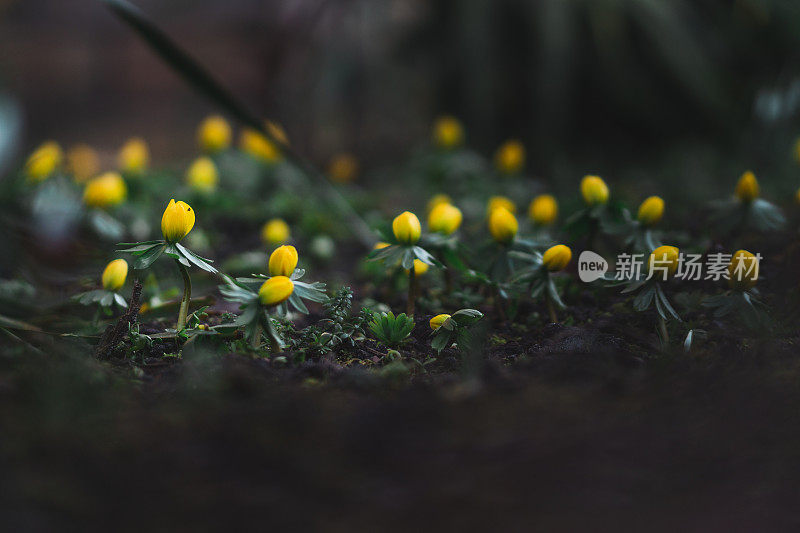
[658, 315, 669, 345]
[546, 292, 558, 323]
[407, 263, 417, 316]
[176, 260, 192, 331]
[251, 321, 262, 350]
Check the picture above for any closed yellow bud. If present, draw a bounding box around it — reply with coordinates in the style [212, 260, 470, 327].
[83, 172, 128, 209]
[405, 259, 429, 277]
[581, 175, 609, 206]
[240, 129, 281, 163]
[542, 244, 572, 272]
[488, 207, 518, 244]
[428, 203, 462, 235]
[259, 276, 294, 307]
[118, 138, 149, 174]
[328, 153, 359, 184]
[528, 194, 558, 226]
[432, 116, 464, 149]
[427, 194, 452, 213]
[487, 195, 516, 216]
[268, 245, 299, 277]
[728, 250, 759, 290]
[494, 139, 525, 175]
[392, 211, 421, 245]
[161, 199, 195, 242]
[101, 258, 128, 291]
[430, 313, 450, 330]
[66, 144, 100, 183]
[186, 157, 219, 193]
[261, 218, 290, 245]
[197, 115, 232, 153]
[25, 141, 62, 182]
[648, 245, 680, 278]
[637, 196, 664, 226]
[735, 171, 759, 202]
[374, 241, 390, 250]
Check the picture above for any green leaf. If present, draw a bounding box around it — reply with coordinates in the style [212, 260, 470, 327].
[133, 243, 166, 269]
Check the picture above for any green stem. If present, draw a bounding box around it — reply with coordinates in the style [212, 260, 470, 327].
[176, 260, 192, 331]
[658, 315, 669, 345]
[407, 263, 417, 316]
[546, 292, 558, 324]
[251, 320, 262, 350]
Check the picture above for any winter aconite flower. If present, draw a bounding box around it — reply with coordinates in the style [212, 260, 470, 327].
[406, 259, 429, 277]
[542, 244, 572, 272]
[118, 138, 149, 175]
[161, 199, 195, 243]
[528, 194, 558, 226]
[494, 139, 525, 175]
[393, 211, 422, 245]
[66, 144, 100, 183]
[240, 129, 281, 163]
[432, 116, 464, 149]
[186, 157, 218, 194]
[430, 313, 450, 330]
[734, 171, 759, 202]
[580, 175, 609, 206]
[427, 194, 452, 213]
[428, 203, 462, 235]
[728, 250, 759, 290]
[327, 153, 359, 184]
[259, 276, 294, 307]
[637, 196, 664, 226]
[101, 259, 128, 291]
[197, 115, 232, 153]
[487, 195, 516, 216]
[83, 172, 128, 209]
[488, 207, 518, 244]
[648, 245, 680, 278]
[25, 141, 62, 182]
[261, 218, 290, 246]
[269, 245, 298, 277]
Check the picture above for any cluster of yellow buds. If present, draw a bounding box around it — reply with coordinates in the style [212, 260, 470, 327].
[637, 196, 664, 226]
[25, 141, 63, 182]
[328, 153, 359, 184]
[258, 275, 294, 307]
[161, 199, 195, 242]
[197, 115, 232, 153]
[262, 218, 291, 246]
[101, 258, 128, 291]
[393, 211, 422, 245]
[542, 244, 572, 272]
[83, 172, 128, 209]
[494, 139, 525, 175]
[186, 157, 219, 194]
[528, 194, 558, 226]
[580, 175, 609, 206]
[432, 116, 464, 150]
[118, 137, 149, 175]
[66, 144, 100, 183]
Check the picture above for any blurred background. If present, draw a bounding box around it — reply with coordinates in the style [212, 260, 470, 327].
[3, 0, 800, 198]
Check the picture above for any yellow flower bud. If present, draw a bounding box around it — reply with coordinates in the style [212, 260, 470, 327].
[728, 249, 759, 290]
[240, 129, 281, 163]
[542, 244, 572, 272]
[488, 207, 518, 244]
[101, 258, 128, 291]
[430, 313, 450, 330]
[528, 194, 558, 226]
[259, 275, 294, 307]
[648, 245, 680, 278]
[637, 196, 664, 226]
[161, 199, 195, 243]
[581, 175, 609, 206]
[25, 141, 62, 182]
[186, 157, 219, 193]
[261, 218, 291, 245]
[432, 116, 464, 149]
[392, 211, 422, 245]
[327, 153, 359, 184]
[83, 172, 128, 209]
[428, 203, 463, 235]
[118, 137, 149, 174]
[735, 171, 759, 202]
[427, 194, 452, 213]
[487, 195, 516, 216]
[197, 115, 232, 153]
[374, 241, 390, 250]
[268, 245, 299, 277]
[405, 259, 429, 277]
[494, 139, 525, 175]
[66, 144, 100, 183]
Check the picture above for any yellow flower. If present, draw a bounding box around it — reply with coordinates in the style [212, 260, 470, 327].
[259, 276, 294, 307]
[528, 194, 558, 225]
[83, 172, 128, 209]
[488, 207, 518, 244]
[581, 175, 609, 206]
[240, 128, 281, 163]
[735, 171, 759, 202]
[430, 313, 451, 330]
[186, 157, 219, 193]
[161, 199, 195, 242]
[427, 194, 452, 213]
[728, 250, 759, 290]
[197, 115, 232, 153]
[328, 153, 359, 184]
[637, 196, 664, 226]
[101, 258, 128, 291]
[269, 245, 298, 277]
[66, 144, 100, 183]
[432, 116, 464, 149]
[118, 137, 149, 174]
[648, 245, 680, 278]
[487, 195, 516, 216]
[261, 218, 291, 245]
[428, 203, 462, 235]
[542, 244, 572, 272]
[392, 211, 422, 245]
[374, 241, 390, 250]
[405, 259, 429, 277]
[494, 139, 525, 175]
[25, 141, 62, 182]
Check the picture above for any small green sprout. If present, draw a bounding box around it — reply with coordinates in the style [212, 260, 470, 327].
[368, 311, 415, 348]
